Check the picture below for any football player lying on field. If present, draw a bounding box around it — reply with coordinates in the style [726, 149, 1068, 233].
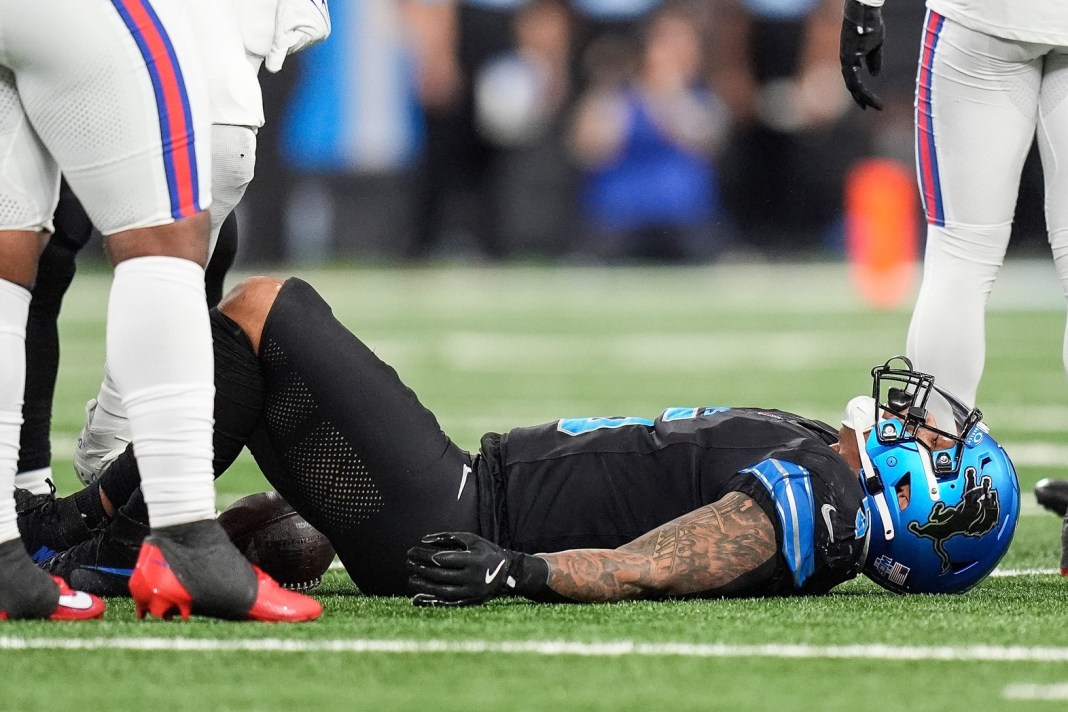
[17, 277, 1020, 604]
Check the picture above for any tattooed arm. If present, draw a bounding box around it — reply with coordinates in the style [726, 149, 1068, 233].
[407, 492, 778, 606]
[538, 492, 777, 602]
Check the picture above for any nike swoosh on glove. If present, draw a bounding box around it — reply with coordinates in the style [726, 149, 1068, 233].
[407, 532, 548, 607]
[265, 0, 331, 73]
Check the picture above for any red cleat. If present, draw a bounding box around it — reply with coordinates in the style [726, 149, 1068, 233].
[47, 577, 106, 621]
[245, 567, 323, 622]
[0, 576, 105, 621]
[129, 541, 321, 622]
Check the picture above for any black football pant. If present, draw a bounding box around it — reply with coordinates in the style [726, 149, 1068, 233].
[99, 278, 480, 595]
[246, 279, 480, 594]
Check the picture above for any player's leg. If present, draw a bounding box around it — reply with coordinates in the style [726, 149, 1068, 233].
[905, 14, 1042, 408]
[73, 122, 258, 484]
[30, 301, 275, 595]
[0, 230, 58, 619]
[16, 183, 94, 495]
[71, 0, 261, 484]
[1034, 48, 1068, 574]
[0, 60, 104, 620]
[11, 0, 315, 621]
[229, 277, 480, 594]
[207, 211, 240, 308]
[15, 216, 111, 566]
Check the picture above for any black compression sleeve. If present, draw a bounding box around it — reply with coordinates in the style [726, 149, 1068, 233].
[205, 212, 239, 309]
[19, 184, 93, 473]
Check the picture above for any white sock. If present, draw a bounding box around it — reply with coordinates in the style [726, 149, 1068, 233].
[14, 467, 52, 496]
[107, 257, 216, 529]
[0, 280, 30, 544]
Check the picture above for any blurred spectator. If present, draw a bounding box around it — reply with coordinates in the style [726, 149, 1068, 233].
[712, 0, 870, 255]
[569, 5, 732, 262]
[239, 0, 421, 263]
[472, 0, 579, 258]
[403, 0, 533, 260]
[570, 0, 662, 92]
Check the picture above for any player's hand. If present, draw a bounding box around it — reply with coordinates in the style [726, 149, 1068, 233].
[839, 0, 884, 110]
[265, 0, 332, 73]
[407, 532, 523, 607]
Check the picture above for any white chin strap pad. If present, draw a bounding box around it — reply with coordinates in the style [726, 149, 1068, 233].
[843, 395, 877, 432]
[843, 395, 895, 541]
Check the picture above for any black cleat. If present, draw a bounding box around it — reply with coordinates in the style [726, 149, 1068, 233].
[15, 482, 96, 563]
[1035, 478, 1068, 518]
[43, 509, 149, 597]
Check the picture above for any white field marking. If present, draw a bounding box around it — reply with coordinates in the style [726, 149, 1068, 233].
[1003, 442, 1068, 468]
[989, 568, 1059, 577]
[4, 637, 1068, 662]
[1003, 683, 1068, 700]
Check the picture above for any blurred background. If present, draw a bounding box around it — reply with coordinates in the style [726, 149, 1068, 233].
[122, 0, 1058, 268]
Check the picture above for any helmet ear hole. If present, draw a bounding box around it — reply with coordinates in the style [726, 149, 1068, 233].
[894, 475, 912, 510]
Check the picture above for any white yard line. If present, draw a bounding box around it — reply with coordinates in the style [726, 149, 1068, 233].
[989, 568, 1059, 577]
[1003, 683, 1068, 700]
[3, 636, 1068, 662]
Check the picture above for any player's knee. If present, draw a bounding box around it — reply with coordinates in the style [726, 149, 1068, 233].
[217, 276, 284, 354]
[106, 211, 211, 267]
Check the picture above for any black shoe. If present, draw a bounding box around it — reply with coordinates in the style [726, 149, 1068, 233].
[43, 510, 149, 597]
[15, 481, 96, 563]
[0, 539, 60, 619]
[1035, 478, 1068, 518]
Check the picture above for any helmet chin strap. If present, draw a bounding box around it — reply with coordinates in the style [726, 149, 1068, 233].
[919, 443, 941, 502]
[844, 396, 895, 541]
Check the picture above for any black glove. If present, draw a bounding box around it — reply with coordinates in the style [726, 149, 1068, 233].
[839, 0, 885, 110]
[407, 531, 553, 607]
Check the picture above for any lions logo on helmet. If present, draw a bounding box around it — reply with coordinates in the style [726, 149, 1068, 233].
[907, 468, 1001, 574]
[853, 357, 1020, 594]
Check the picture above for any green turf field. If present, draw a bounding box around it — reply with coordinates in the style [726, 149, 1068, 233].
[5, 260, 1068, 711]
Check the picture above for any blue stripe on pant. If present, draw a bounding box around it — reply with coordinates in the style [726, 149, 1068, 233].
[743, 458, 816, 588]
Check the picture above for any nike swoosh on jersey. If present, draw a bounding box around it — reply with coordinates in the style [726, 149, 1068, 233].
[485, 558, 506, 584]
[821, 503, 837, 539]
[57, 591, 96, 611]
[457, 464, 471, 500]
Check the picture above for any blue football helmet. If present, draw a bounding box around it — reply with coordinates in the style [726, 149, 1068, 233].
[854, 357, 1020, 594]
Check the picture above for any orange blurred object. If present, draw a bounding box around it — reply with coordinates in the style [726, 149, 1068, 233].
[844, 159, 920, 310]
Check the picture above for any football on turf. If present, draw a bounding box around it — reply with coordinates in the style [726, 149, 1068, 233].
[217, 491, 335, 592]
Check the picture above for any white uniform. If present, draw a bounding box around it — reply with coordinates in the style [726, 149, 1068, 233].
[906, 2, 1068, 408]
[0, 0, 211, 236]
[184, 0, 331, 251]
[189, 0, 265, 129]
[926, 0, 1068, 45]
[71, 0, 332, 491]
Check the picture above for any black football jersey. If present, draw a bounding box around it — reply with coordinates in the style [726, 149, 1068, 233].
[481, 407, 869, 596]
